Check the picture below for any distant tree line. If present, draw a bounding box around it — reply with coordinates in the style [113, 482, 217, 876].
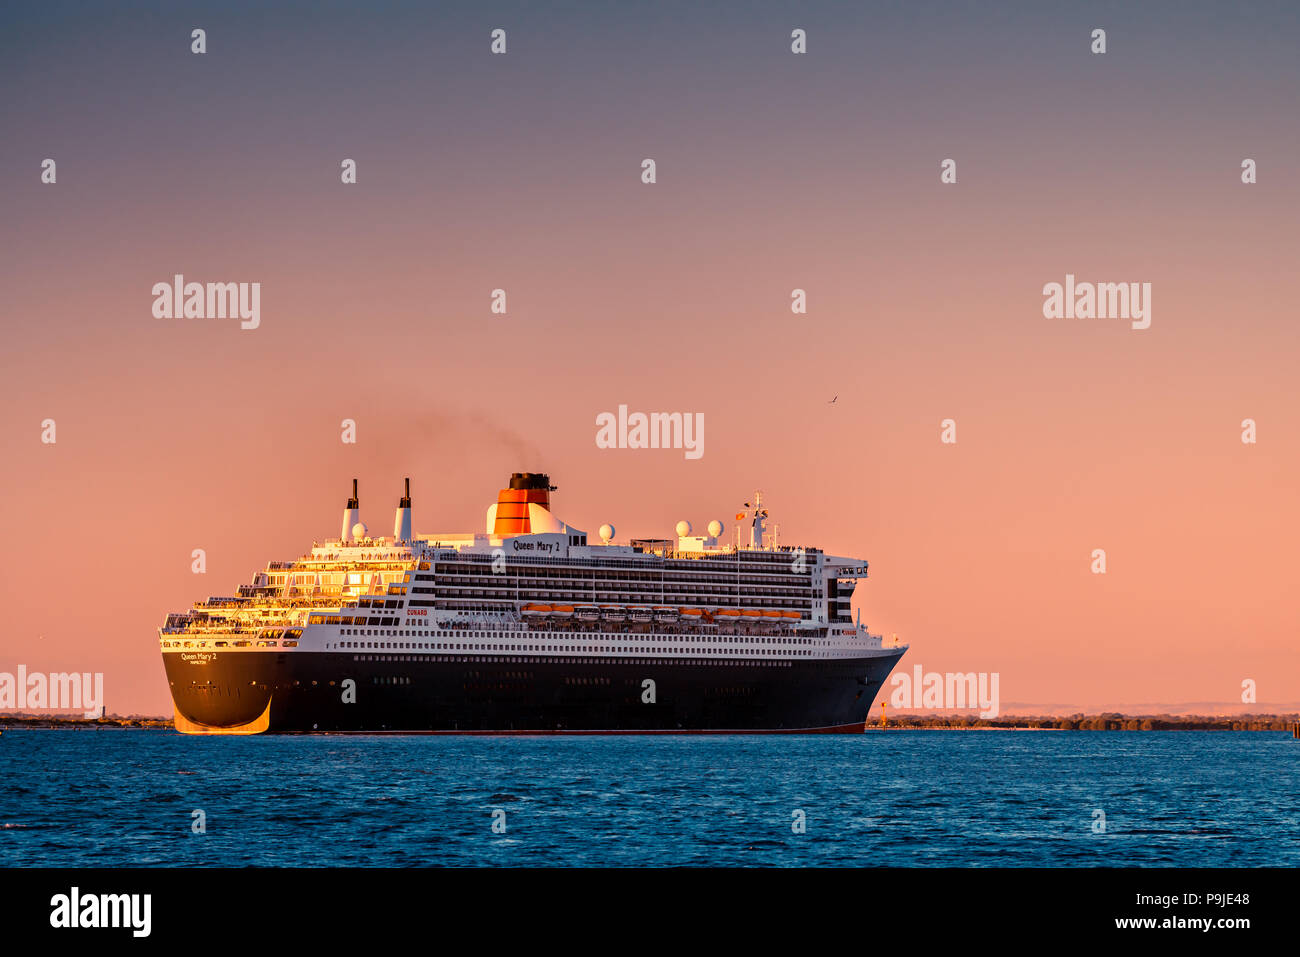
[0, 715, 172, 729]
[881, 713, 1300, 731]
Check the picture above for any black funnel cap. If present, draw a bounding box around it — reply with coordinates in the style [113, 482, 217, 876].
[509, 472, 556, 491]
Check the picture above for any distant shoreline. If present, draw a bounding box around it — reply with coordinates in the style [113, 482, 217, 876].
[874, 713, 1300, 731]
[0, 715, 173, 729]
[2, 713, 1299, 732]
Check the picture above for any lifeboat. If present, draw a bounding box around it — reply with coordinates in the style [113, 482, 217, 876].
[714, 608, 741, 619]
[600, 605, 626, 622]
[550, 604, 575, 619]
[740, 609, 762, 619]
[628, 606, 654, 623]
[781, 610, 801, 620]
[521, 603, 552, 617]
[762, 610, 785, 619]
[678, 607, 704, 619]
[575, 604, 601, 622]
[653, 605, 678, 622]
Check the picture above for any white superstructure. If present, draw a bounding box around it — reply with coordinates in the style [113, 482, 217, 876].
[159, 475, 905, 666]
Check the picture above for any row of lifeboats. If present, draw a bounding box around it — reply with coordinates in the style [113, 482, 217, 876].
[519, 603, 802, 623]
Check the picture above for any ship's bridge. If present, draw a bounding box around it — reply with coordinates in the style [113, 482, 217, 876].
[824, 556, 869, 579]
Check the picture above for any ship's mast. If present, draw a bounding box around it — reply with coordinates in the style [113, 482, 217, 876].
[748, 490, 767, 549]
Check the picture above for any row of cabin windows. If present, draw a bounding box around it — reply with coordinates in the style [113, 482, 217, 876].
[338, 628, 831, 646]
[335, 632, 836, 657]
[344, 645, 822, 656]
[351, 655, 800, 669]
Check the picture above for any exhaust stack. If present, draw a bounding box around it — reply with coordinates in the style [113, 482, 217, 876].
[340, 479, 360, 542]
[393, 477, 413, 543]
[491, 472, 555, 537]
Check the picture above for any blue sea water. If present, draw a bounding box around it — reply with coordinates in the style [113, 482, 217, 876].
[0, 729, 1296, 867]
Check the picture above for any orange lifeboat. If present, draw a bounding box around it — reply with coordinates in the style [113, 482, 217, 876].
[678, 607, 704, 618]
[740, 609, 762, 619]
[521, 603, 552, 617]
[762, 610, 784, 619]
[551, 605, 574, 619]
[781, 610, 801, 620]
[715, 609, 741, 618]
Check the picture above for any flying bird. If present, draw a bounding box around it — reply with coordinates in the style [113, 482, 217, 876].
[828, 395, 838, 404]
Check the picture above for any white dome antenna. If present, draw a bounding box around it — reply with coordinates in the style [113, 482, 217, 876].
[675, 520, 692, 538]
[707, 519, 724, 539]
[598, 523, 615, 544]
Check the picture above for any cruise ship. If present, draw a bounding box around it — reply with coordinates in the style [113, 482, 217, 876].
[159, 474, 907, 734]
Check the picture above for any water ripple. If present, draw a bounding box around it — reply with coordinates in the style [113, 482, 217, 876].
[0, 729, 1296, 866]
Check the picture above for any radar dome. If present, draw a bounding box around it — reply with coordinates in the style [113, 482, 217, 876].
[707, 519, 724, 538]
[352, 522, 369, 540]
[675, 520, 692, 538]
[598, 523, 615, 543]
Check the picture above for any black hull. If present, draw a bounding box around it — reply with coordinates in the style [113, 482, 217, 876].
[163, 649, 906, 734]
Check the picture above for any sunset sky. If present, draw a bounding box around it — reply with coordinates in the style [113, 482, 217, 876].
[2, 1, 1297, 715]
